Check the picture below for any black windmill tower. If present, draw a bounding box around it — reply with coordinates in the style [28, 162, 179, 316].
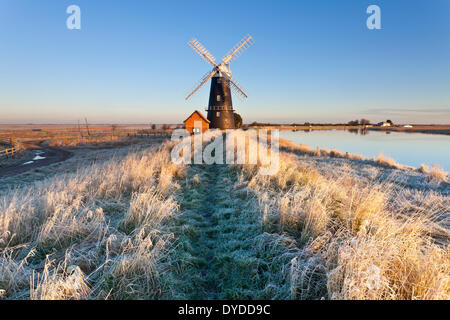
[186, 35, 254, 129]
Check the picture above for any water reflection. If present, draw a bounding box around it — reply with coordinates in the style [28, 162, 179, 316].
[280, 130, 450, 171]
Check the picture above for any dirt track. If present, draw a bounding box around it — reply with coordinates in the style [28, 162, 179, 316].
[0, 141, 72, 178]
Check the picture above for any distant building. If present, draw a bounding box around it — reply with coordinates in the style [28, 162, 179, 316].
[184, 110, 210, 134]
[403, 125, 413, 128]
[376, 122, 391, 127]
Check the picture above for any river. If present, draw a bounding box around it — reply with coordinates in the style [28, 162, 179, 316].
[279, 129, 450, 171]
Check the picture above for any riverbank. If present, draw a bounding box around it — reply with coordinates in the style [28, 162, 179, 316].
[278, 129, 450, 172]
[248, 124, 450, 135]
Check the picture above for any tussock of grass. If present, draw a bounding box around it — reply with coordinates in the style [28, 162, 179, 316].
[419, 164, 429, 173]
[427, 165, 448, 183]
[419, 163, 449, 184]
[30, 255, 90, 300]
[376, 152, 403, 169]
[120, 188, 178, 234]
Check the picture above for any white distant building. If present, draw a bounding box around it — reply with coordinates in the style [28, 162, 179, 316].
[403, 125, 413, 128]
[376, 122, 391, 127]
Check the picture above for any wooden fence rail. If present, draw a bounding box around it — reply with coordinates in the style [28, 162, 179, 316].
[50, 135, 120, 146]
[0, 147, 21, 159]
[126, 131, 171, 138]
[0, 137, 21, 159]
[50, 131, 171, 145]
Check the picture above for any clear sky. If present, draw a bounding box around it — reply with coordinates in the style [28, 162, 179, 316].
[0, 0, 449, 124]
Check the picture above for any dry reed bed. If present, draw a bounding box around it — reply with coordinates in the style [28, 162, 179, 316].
[0, 141, 184, 299]
[236, 152, 449, 299]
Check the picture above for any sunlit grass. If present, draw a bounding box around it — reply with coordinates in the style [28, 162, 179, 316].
[0, 141, 184, 299]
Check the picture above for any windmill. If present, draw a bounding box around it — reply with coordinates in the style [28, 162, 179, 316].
[186, 35, 254, 129]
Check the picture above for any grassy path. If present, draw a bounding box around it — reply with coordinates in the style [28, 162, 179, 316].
[176, 164, 229, 299]
[173, 163, 295, 299]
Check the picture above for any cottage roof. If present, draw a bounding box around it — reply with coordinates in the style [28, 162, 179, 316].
[183, 110, 210, 124]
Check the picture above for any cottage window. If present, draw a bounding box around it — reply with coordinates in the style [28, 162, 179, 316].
[216, 112, 220, 117]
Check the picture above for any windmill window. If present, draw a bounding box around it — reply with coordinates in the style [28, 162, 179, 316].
[217, 95, 221, 102]
[216, 112, 220, 117]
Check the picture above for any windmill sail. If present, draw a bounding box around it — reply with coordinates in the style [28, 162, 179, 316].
[226, 75, 248, 100]
[186, 70, 217, 100]
[222, 35, 254, 65]
[188, 39, 217, 67]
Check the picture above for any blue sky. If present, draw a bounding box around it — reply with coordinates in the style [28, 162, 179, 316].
[0, 0, 449, 124]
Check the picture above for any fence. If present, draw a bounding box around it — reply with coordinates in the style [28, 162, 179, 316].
[50, 134, 120, 146]
[0, 137, 21, 159]
[49, 130, 170, 146]
[0, 130, 172, 152]
[0, 137, 15, 146]
[126, 130, 171, 138]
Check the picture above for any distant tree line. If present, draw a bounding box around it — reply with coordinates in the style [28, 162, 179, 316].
[346, 119, 371, 126]
[219, 118, 399, 128]
[234, 113, 243, 129]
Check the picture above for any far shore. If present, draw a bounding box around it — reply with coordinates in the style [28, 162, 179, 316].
[246, 124, 450, 135]
[1, 124, 449, 136]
